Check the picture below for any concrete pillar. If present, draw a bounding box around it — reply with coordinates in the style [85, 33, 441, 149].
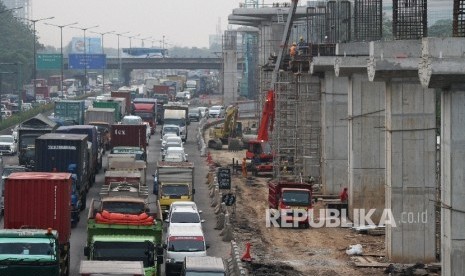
[385, 79, 436, 263]
[321, 70, 348, 194]
[223, 49, 238, 105]
[441, 88, 465, 276]
[348, 73, 385, 223]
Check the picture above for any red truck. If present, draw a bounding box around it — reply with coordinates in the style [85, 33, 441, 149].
[110, 124, 147, 152]
[133, 103, 156, 134]
[268, 180, 313, 228]
[3, 172, 72, 275]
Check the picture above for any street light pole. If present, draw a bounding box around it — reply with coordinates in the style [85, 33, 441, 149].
[71, 24, 99, 93]
[44, 21, 78, 97]
[26, 16, 54, 100]
[128, 33, 140, 49]
[140, 36, 152, 48]
[115, 31, 129, 86]
[91, 30, 114, 93]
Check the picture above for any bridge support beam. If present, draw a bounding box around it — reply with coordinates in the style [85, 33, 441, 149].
[369, 40, 437, 263]
[123, 69, 132, 86]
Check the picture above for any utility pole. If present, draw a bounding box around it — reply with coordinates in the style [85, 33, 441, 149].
[91, 30, 115, 93]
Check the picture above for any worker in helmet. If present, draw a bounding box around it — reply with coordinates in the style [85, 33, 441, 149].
[289, 42, 297, 60]
[298, 36, 307, 56]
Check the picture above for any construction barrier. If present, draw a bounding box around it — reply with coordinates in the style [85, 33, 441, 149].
[227, 241, 249, 276]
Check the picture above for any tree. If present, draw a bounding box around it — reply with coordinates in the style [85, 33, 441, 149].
[428, 19, 453, 38]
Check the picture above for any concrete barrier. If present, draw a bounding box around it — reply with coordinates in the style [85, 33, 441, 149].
[229, 241, 249, 276]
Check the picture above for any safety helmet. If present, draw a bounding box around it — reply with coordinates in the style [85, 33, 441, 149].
[300, 36, 304, 40]
[292, 42, 296, 46]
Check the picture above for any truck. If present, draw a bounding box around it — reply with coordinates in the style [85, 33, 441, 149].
[107, 159, 147, 186]
[111, 90, 132, 114]
[54, 100, 85, 125]
[33, 79, 50, 100]
[268, 180, 313, 228]
[93, 99, 122, 122]
[133, 102, 157, 134]
[85, 199, 164, 276]
[56, 125, 103, 173]
[105, 170, 142, 186]
[153, 161, 194, 217]
[85, 107, 117, 125]
[17, 114, 58, 169]
[2, 172, 72, 275]
[111, 124, 147, 152]
[79, 260, 145, 276]
[163, 104, 189, 142]
[35, 133, 90, 215]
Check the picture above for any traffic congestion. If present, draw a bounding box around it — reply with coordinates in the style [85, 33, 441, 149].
[0, 80, 229, 276]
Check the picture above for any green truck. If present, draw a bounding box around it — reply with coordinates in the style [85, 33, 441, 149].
[93, 99, 122, 122]
[85, 198, 164, 276]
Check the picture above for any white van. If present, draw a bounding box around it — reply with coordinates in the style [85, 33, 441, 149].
[164, 225, 208, 276]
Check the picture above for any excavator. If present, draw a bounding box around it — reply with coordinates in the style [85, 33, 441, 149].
[208, 105, 244, 150]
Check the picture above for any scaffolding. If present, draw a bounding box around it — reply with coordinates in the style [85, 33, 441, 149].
[354, 0, 383, 41]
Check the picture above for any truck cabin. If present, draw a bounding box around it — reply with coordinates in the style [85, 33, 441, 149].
[280, 188, 312, 208]
[99, 197, 148, 215]
[181, 256, 226, 276]
[110, 146, 146, 162]
[0, 229, 59, 260]
[160, 183, 191, 199]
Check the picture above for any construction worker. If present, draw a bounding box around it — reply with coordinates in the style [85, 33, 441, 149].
[289, 42, 297, 60]
[297, 36, 308, 56]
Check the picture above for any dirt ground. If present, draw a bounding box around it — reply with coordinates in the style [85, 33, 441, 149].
[207, 148, 387, 276]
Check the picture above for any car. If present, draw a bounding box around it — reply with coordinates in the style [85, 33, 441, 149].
[188, 107, 201, 122]
[161, 136, 183, 151]
[162, 141, 184, 159]
[161, 133, 179, 146]
[208, 105, 225, 118]
[0, 135, 17, 155]
[161, 124, 181, 138]
[121, 115, 143, 125]
[163, 146, 188, 162]
[165, 205, 204, 227]
[198, 107, 208, 118]
[1, 165, 28, 214]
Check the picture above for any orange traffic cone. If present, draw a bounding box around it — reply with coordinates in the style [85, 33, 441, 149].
[241, 242, 252, 262]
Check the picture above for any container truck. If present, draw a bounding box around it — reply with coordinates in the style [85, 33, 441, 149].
[111, 124, 147, 152]
[35, 133, 90, 213]
[133, 103, 156, 134]
[153, 161, 194, 217]
[93, 99, 122, 122]
[85, 199, 164, 276]
[85, 107, 116, 125]
[54, 100, 85, 125]
[268, 180, 313, 228]
[17, 114, 58, 169]
[111, 90, 132, 114]
[2, 172, 72, 275]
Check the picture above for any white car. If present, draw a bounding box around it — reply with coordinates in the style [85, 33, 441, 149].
[121, 115, 143, 125]
[0, 135, 17, 155]
[163, 146, 188, 162]
[165, 205, 204, 227]
[161, 136, 183, 153]
[208, 105, 225, 118]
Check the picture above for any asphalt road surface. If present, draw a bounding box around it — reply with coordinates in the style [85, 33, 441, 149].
[0, 116, 230, 275]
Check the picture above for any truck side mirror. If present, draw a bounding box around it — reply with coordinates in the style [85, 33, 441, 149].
[83, 246, 89, 257]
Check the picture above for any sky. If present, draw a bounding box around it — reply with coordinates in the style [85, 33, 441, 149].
[31, 0, 243, 50]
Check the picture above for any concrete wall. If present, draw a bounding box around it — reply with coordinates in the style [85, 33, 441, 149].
[385, 79, 437, 263]
[441, 89, 465, 276]
[321, 71, 348, 194]
[348, 73, 385, 223]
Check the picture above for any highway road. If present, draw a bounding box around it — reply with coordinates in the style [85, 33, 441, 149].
[0, 116, 231, 275]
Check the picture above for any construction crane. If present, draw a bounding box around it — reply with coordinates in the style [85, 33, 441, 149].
[245, 0, 299, 176]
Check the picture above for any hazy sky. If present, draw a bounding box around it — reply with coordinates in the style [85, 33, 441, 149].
[32, 0, 243, 49]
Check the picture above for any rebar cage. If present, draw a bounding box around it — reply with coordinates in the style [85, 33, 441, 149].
[393, 0, 428, 39]
[354, 0, 383, 41]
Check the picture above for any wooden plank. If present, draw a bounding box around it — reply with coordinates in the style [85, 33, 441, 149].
[352, 256, 390, 268]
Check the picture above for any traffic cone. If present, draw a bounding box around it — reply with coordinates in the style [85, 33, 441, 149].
[241, 242, 252, 262]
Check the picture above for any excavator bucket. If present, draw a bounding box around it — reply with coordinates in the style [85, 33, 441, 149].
[227, 138, 244, 151]
[208, 138, 223, 150]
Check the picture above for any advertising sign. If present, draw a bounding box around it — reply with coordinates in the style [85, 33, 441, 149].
[68, 54, 106, 69]
[36, 54, 62, 70]
[70, 37, 102, 54]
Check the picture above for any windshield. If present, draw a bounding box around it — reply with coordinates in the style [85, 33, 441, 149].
[170, 212, 200, 223]
[163, 126, 180, 135]
[0, 136, 13, 143]
[101, 202, 146, 214]
[161, 185, 189, 197]
[167, 237, 205, 252]
[282, 191, 310, 206]
[3, 167, 26, 177]
[189, 108, 199, 114]
[93, 241, 153, 267]
[121, 118, 142, 125]
[0, 239, 56, 259]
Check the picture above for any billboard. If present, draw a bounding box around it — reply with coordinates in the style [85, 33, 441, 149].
[70, 37, 102, 54]
[68, 54, 106, 69]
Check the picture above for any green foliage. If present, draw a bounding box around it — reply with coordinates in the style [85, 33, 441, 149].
[0, 2, 38, 89]
[0, 103, 54, 131]
[428, 20, 453, 38]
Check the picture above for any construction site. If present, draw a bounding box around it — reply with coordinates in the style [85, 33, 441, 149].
[204, 0, 465, 275]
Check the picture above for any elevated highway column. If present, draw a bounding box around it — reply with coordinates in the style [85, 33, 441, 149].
[418, 37, 465, 276]
[335, 42, 386, 223]
[369, 40, 436, 263]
